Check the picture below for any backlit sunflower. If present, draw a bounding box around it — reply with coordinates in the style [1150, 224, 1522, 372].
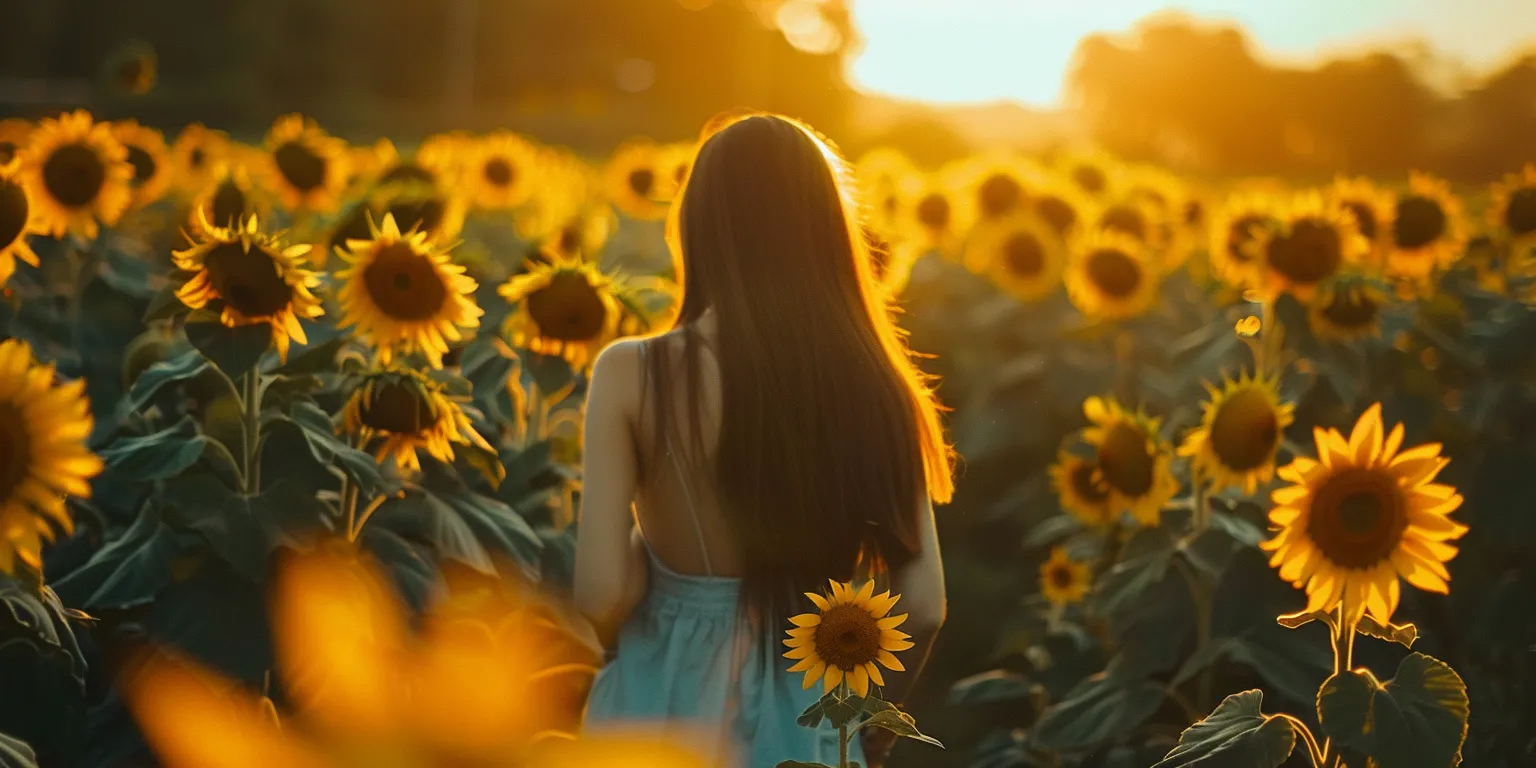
[657, 142, 696, 202]
[169, 123, 231, 197]
[900, 179, 964, 256]
[1207, 193, 1282, 289]
[854, 147, 916, 240]
[1179, 371, 1295, 495]
[541, 209, 615, 263]
[1259, 193, 1368, 300]
[499, 257, 622, 370]
[964, 156, 1032, 224]
[111, 120, 172, 210]
[190, 163, 263, 230]
[1081, 396, 1178, 526]
[1329, 176, 1392, 265]
[784, 580, 913, 698]
[343, 367, 490, 471]
[372, 179, 467, 245]
[1039, 547, 1091, 606]
[1263, 403, 1466, 624]
[1094, 196, 1168, 253]
[1309, 276, 1389, 342]
[966, 214, 1065, 303]
[335, 213, 482, 368]
[0, 120, 32, 166]
[1049, 449, 1115, 528]
[604, 139, 669, 221]
[17, 110, 134, 239]
[1065, 229, 1161, 321]
[1026, 174, 1093, 241]
[172, 212, 324, 362]
[1385, 172, 1466, 282]
[1488, 164, 1536, 248]
[467, 131, 539, 211]
[1059, 150, 1120, 198]
[0, 161, 42, 285]
[258, 114, 350, 214]
[371, 136, 464, 191]
[0, 339, 103, 575]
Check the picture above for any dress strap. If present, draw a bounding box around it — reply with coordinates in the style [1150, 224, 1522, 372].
[639, 339, 716, 577]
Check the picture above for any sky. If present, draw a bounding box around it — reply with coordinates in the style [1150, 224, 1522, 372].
[846, 0, 1536, 106]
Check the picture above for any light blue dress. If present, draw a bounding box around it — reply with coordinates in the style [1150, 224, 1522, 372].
[583, 367, 861, 768]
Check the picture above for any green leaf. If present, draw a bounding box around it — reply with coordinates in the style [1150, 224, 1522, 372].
[59, 501, 184, 610]
[271, 333, 348, 376]
[1032, 671, 1166, 750]
[100, 418, 208, 481]
[1356, 615, 1418, 648]
[1093, 527, 1177, 617]
[141, 282, 188, 324]
[270, 407, 388, 497]
[1317, 652, 1470, 768]
[823, 695, 861, 729]
[948, 670, 1034, 706]
[430, 483, 542, 576]
[185, 316, 272, 378]
[122, 349, 209, 414]
[796, 695, 829, 729]
[859, 709, 943, 748]
[1151, 690, 1296, 767]
[369, 489, 495, 574]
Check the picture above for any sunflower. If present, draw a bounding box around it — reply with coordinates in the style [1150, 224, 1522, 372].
[604, 139, 669, 221]
[1049, 450, 1115, 527]
[499, 257, 622, 370]
[657, 142, 696, 202]
[783, 580, 913, 697]
[1026, 175, 1093, 241]
[466, 131, 539, 211]
[900, 178, 965, 256]
[0, 339, 104, 575]
[371, 179, 467, 245]
[1039, 548, 1091, 606]
[1094, 196, 1168, 253]
[964, 156, 1032, 224]
[343, 368, 491, 472]
[541, 209, 615, 263]
[0, 120, 32, 166]
[0, 162, 42, 285]
[1385, 172, 1466, 282]
[1179, 371, 1295, 495]
[336, 213, 481, 367]
[1259, 193, 1368, 300]
[854, 147, 917, 240]
[371, 136, 465, 191]
[257, 114, 351, 214]
[16, 110, 134, 239]
[111, 120, 172, 210]
[190, 163, 262, 230]
[966, 214, 1065, 303]
[104, 41, 157, 95]
[172, 213, 324, 362]
[1065, 229, 1161, 321]
[1207, 193, 1282, 288]
[1263, 403, 1466, 624]
[169, 123, 231, 196]
[1329, 176, 1392, 265]
[1309, 276, 1389, 342]
[1081, 396, 1178, 526]
[1059, 150, 1120, 198]
[1488, 164, 1536, 248]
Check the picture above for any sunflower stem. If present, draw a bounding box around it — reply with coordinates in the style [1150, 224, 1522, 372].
[1275, 713, 1325, 767]
[1319, 601, 1359, 767]
[240, 370, 262, 495]
[838, 678, 851, 768]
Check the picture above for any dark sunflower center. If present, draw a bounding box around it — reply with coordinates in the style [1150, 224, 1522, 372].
[380, 163, 436, 186]
[360, 379, 439, 434]
[1393, 196, 1447, 249]
[977, 174, 1023, 219]
[203, 241, 294, 318]
[812, 604, 882, 670]
[916, 194, 951, 230]
[189, 147, 207, 169]
[628, 168, 655, 198]
[1073, 166, 1107, 194]
[42, 143, 107, 208]
[1001, 232, 1046, 278]
[0, 142, 16, 165]
[1097, 423, 1154, 496]
[208, 181, 248, 229]
[558, 225, 582, 254]
[484, 158, 515, 187]
[1069, 462, 1110, 504]
[1342, 202, 1377, 240]
[1505, 187, 1536, 237]
[126, 145, 157, 186]
[1048, 564, 1075, 589]
[0, 403, 32, 502]
[1267, 218, 1342, 285]
[1036, 196, 1077, 236]
[1085, 248, 1142, 299]
[1101, 205, 1148, 242]
[0, 179, 29, 249]
[273, 140, 327, 193]
[386, 198, 446, 237]
[1321, 290, 1379, 329]
[1305, 467, 1408, 569]
[362, 242, 448, 322]
[1208, 388, 1280, 471]
[1226, 215, 1271, 263]
[1183, 200, 1204, 227]
[525, 272, 609, 343]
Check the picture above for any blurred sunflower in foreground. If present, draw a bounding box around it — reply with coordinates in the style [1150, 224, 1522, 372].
[1065, 229, 1160, 321]
[343, 367, 490, 472]
[1039, 547, 1091, 607]
[110, 120, 172, 210]
[0, 160, 42, 284]
[499, 257, 622, 370]
[173, 213, 324, 362]
[258, 114, 351, 214]
[1081, 396, 1177, 526]
[1385, 172, 1466, 283]
[1179, 371, 1294, 495]
[1050, 449, 1115, 528]
[966, 214, 1065, 304]
[0, 339, 103, 575]
[1263, 403, 1466, 624]
[128, 547, 712, 768]
[336, 213, 482, 367]
[18, 110, 134, 239]
[784, 580, 913, 697]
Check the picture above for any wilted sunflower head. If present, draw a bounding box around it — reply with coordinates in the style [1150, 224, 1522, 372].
[1208, 193, 1282, 289]
[1080, 396, 1178, 526]
[259, 114, 350, 214]
[111, 120, 172, 210]
[343, 367, 490, 472]
[336, 213, 482, 368]
[605, 139, 671, 221]
[0, 163, 41, 285]
[1179, 370, 1295, 495]
[1489, 164, 1536, 246]
[0, 120, 33, 167]
[1040, 547, 1091, 606]
[966, 214, 1065, 304]
[1259, 193, 1367, 300]
[172, 212, 324, 362]
[17, 110, 134, 239]
[499, 257, 622, 371]
[1049, 449, 1115, 528]
[1264, 403, 1467, 624]
[1309, 276, 1389, 342]
[1066, 229, 1161, 322]
[1386, 172, 1466, 282]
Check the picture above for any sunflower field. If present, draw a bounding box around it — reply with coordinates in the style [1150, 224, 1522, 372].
[0, 106, 1533, 768]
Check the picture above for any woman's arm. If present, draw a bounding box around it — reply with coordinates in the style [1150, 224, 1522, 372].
[882, 495, 946, 706]
[574, 340, 649, 647]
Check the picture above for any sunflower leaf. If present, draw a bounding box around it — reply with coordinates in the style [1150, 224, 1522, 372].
[121, 349, 209, 415]
[1355, 615, 1418, 648]
[1276, 609, 1335, 632]
[1317, 652, 1470, 768]
[1150, 690, 1297, 768]
[1031, 670, 1166, 750]
[100, 417, 208, 482]
[948, 670, 1035, 706]
[858, 709, 944, 748]
[185, 315, 273, 379]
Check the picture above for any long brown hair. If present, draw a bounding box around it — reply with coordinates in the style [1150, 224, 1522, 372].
[647, 112, 954, 632]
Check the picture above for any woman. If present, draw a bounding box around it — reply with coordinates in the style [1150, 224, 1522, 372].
[576, 113, 953, 768]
